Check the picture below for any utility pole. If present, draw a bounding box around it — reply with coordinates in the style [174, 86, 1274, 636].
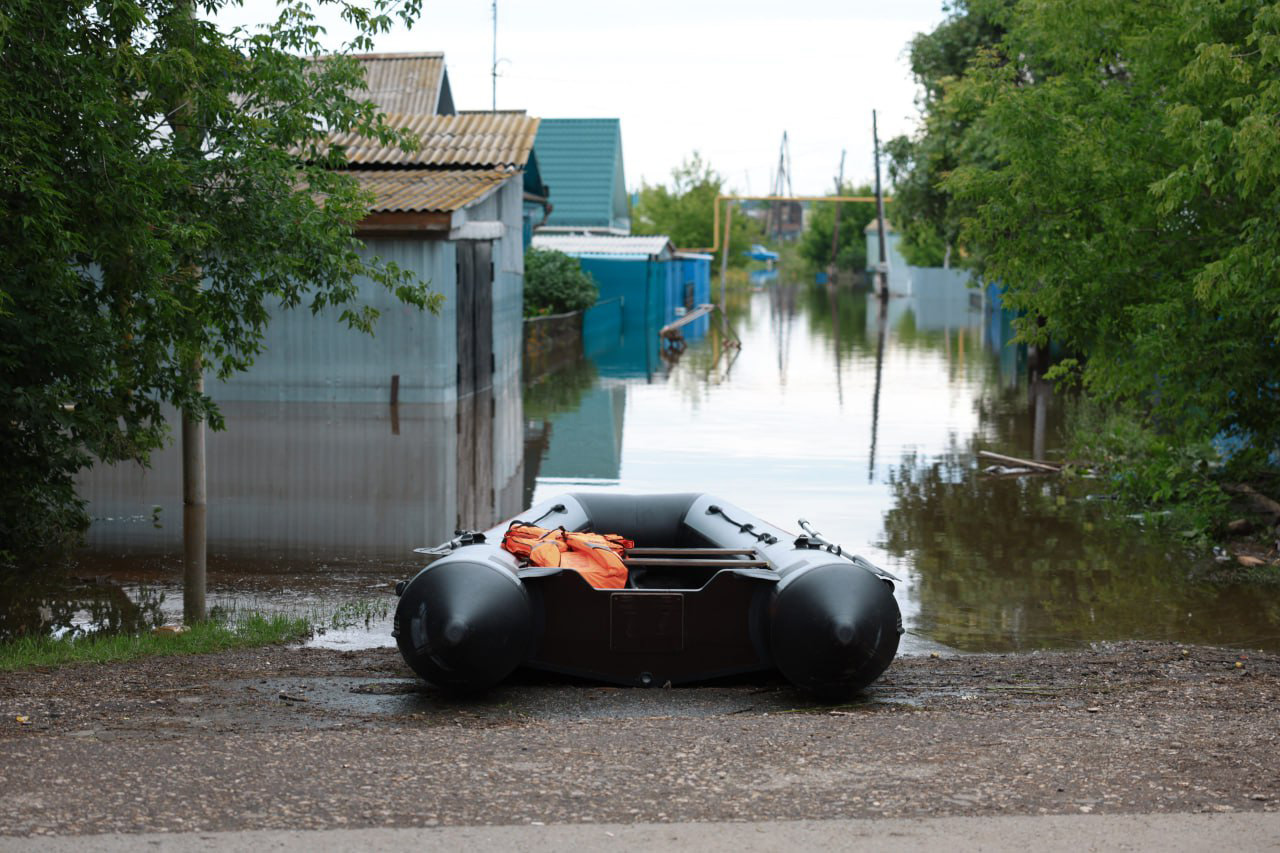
[872, 110, 889, 299]
[828, 148, 845, 282]
[768, 131, 793, 239]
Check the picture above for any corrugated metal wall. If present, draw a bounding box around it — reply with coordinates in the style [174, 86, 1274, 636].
[576, 257, 650, 322]
[212, 239, 459, 405]
[76, 176, 530, 556]
[213, 175, 524, 410]
[670, 257, 711, 338]
[466, 178, 525, 517]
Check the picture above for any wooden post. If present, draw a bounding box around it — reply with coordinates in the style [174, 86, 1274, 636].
[872, 110, 889, 299]
[1033, 378, 1048, 462]
[390, 374, 401, 436]
[491, 1, 498, 111]
[719, 200, 733, 315]
[182, 363, 206, 623]
[868, 291, 888, 482]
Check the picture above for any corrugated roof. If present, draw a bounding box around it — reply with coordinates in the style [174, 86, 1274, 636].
[346, 169, 511, 213]
[352, 53, 449, 116]
[532, 234, 671, 259]
[533, 119, 628, 230]
[329, 112, 540, 170]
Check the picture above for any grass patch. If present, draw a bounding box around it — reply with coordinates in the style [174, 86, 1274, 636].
[316, 597, 392, 632]
[0, 613, 312, 672]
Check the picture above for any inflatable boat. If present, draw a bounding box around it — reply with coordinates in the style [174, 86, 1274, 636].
[393, 493, 902, 696]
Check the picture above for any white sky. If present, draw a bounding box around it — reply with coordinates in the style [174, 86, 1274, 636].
[220, 0, 949, 196]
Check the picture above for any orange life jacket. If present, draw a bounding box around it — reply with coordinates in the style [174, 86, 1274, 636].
[501, 524, 634, 589]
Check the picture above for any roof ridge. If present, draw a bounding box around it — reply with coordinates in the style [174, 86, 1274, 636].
[351, 51, 446, 60]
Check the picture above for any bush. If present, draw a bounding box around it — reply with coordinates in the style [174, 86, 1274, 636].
[1064, 399, 1233, 540]
[524, 249, 598, 317]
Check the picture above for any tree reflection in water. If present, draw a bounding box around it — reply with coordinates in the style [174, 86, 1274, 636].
[881, 445, 1280, 652]
[0, 568, 166, 642]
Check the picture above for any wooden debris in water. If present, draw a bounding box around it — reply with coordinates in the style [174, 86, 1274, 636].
[977, 449, 1062, 474]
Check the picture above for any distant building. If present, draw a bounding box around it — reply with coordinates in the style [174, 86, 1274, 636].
[531, 118, 630, 234]
[530, 234, 711, 373]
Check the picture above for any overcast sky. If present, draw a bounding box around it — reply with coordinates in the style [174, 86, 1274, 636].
[222, 1, 950, 196]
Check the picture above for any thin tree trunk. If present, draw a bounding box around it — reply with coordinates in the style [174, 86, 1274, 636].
[182, 362, 206, 623]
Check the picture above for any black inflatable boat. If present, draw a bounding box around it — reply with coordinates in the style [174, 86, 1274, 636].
[393, 493, 902, 695]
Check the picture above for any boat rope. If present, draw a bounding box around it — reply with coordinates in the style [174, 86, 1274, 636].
[706, 505, 780, 545]
[509, 503, 567, 530]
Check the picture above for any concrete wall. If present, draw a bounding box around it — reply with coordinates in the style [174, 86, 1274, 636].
[524, 310, 583, 383]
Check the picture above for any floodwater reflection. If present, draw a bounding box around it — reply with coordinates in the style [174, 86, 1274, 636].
[526, 272, 1280, 653]
[16, 377, 526, 644]
[883, 445, 1280, 651]
[16, 268, 1280, 653]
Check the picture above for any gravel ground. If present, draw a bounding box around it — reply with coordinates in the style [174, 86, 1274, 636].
[1, 642, 1277, 838]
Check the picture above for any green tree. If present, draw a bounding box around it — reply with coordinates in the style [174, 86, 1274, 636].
[885, 0, 1013, 266]
[632, 152, 764, 268]
[0, 0, 436, 566]
[945, 0, 1280, 460]
[797, 183, 877, 274]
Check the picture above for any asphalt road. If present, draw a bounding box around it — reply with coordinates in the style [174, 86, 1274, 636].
[1, 642, 1278, 846]
[3, 814, 1279, 852]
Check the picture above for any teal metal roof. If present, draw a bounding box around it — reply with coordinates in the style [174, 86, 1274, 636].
[533, 119, 629, 231]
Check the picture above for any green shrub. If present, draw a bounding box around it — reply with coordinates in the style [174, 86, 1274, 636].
[1065, 399, 1232, 539]
[524, 249, 598, 317]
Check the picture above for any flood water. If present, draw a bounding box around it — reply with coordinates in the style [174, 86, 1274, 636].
[15, 269, 1280, 654]
[528, 271, 1280, 654]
